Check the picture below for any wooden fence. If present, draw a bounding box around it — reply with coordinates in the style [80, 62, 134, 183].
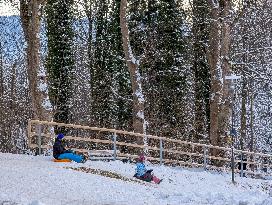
[28, 120, 272, 177]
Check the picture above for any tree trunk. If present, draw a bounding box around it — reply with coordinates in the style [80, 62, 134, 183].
[0, 42, 3, 98]
[240, 79, 247, 150]
[20, 0, 51, 121]
[7, 63, 17, 152]
[207, 0, 232, 156]
[249, 88, 254, 152]
[208, 1, 222, 151]
[218, 0, 232, 145]
[120, 0, 146, 145]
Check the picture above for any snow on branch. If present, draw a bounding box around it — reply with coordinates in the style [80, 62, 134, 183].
[128, 41, 139, 65]
[110, 86, 133, 102]
[211, 0, 219, 8]
[207, 0, 219, 9]
[135, 68, 145, 104]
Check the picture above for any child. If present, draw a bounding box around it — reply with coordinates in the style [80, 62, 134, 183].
[53, 133, 87, 163]
[134, 153, 162, 184]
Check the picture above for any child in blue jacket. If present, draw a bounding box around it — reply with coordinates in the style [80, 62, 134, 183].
[135, 153, 162, 184]
[53, 133, 87, 163]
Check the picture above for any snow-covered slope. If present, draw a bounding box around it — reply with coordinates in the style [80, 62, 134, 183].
[0, 153, 271, 205]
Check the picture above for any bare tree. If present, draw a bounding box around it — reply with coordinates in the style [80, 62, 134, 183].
[120, 0, 146, 145]
[20, 0, 51, 121]
[207, 0, 232, 154]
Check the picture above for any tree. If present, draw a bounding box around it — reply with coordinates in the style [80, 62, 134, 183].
[231, 0, 272, 153]
[20, 0, 51, 121]
[207, 0, 233, 153]
[46, 0, 75, 128]
[192, 0, 210, 142]
[109, 0, 133, 130]
[0, 14, 33, 152]
[89, 0, 115, 127]
[120, 0, 146, 145]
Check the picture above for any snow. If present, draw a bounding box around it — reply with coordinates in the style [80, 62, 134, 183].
[211, 0, 219, 9]
[128, 44, 137, 65]
[41, 97, 52, 111]
[225, 75, 242, 80]
[0, 153, 271, 205]
[37, 82, 47, 92]
[137, 110, 144, 120]
[134, 69, 145, 104]
[0, 2, 19, 16]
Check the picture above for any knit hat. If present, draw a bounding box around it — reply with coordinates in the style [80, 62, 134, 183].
[138, 153, 145, 162]
[57, 133, 64, 140]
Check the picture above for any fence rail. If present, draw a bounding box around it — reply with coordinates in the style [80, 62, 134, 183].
[28, 120, 272, 177]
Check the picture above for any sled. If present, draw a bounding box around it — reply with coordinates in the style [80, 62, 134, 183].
[133, 171, 162, 184]
[53, 159, 72, 162]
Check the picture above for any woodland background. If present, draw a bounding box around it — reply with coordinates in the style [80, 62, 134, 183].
[0, 0, 271, 155]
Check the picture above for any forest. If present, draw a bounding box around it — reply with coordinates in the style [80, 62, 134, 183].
[0, 0, 271, 156]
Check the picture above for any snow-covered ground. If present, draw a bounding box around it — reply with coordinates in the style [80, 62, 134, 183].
[0, 153, 271, 205]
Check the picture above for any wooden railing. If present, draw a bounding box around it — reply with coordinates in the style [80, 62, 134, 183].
[28, 120, 272, 176]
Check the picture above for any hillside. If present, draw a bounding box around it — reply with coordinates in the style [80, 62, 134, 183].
[0, 153, 271, 205]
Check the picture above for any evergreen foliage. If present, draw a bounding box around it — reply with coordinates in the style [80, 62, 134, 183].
[46, 0, 75, 126]
[192, 0, 211, 142]
[110, 0, 133, 130]
[90, 0, 132, 129]
[90, 0, 114, 127]
[129, 0, 190, 137]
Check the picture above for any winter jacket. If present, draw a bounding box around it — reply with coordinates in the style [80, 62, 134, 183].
[53, 138, 66, 159]
[135, 162, 147, 177]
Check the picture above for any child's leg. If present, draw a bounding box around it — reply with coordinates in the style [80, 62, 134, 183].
[152, 175, 161, 184]
[58, 153, 83, 163]
[140, 173, 153, 182]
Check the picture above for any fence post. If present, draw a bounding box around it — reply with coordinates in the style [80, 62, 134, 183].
[113, 132, 117, 161]
[38, 124, 42, 155]
[260, 156, 264, 173]
[27, 120, 31, 148]
[160, 139, 163, 165]
[190, 145, 194, 165]
[240, 153, 244, 177]
[204, 146, 207, 170]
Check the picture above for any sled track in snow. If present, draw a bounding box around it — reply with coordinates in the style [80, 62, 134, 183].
[65, 166, 157, 187]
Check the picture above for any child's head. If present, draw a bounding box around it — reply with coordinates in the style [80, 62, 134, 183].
[138, 153, 145, 162]
[57, 133, 65, 140]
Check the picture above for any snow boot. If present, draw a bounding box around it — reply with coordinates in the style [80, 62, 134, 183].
[152, 176, 161, 184]
[80, 153, 89, 163]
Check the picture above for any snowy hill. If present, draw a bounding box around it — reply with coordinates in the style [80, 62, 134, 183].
[0, 153, 271, 205]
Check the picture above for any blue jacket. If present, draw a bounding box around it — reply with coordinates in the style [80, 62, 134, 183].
[135, 162, 147, 177]
[53, 138, 66, 159]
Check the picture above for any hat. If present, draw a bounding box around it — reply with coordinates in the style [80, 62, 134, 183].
[57, 133, 64, 140]
[138, 153, 145, 162]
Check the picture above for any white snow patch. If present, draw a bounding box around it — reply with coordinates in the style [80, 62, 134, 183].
[212, 0, 219, 8]
[42, 97, 52, 111]
[128, 44, 138, 65]
[0, 153, 271, 205]
[135, 89, 145, 103]
[37, 82, 47, 92]
[137, 110, 144, 120]
[134, 69, 145, 104]
[37, 69, 46, 77]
